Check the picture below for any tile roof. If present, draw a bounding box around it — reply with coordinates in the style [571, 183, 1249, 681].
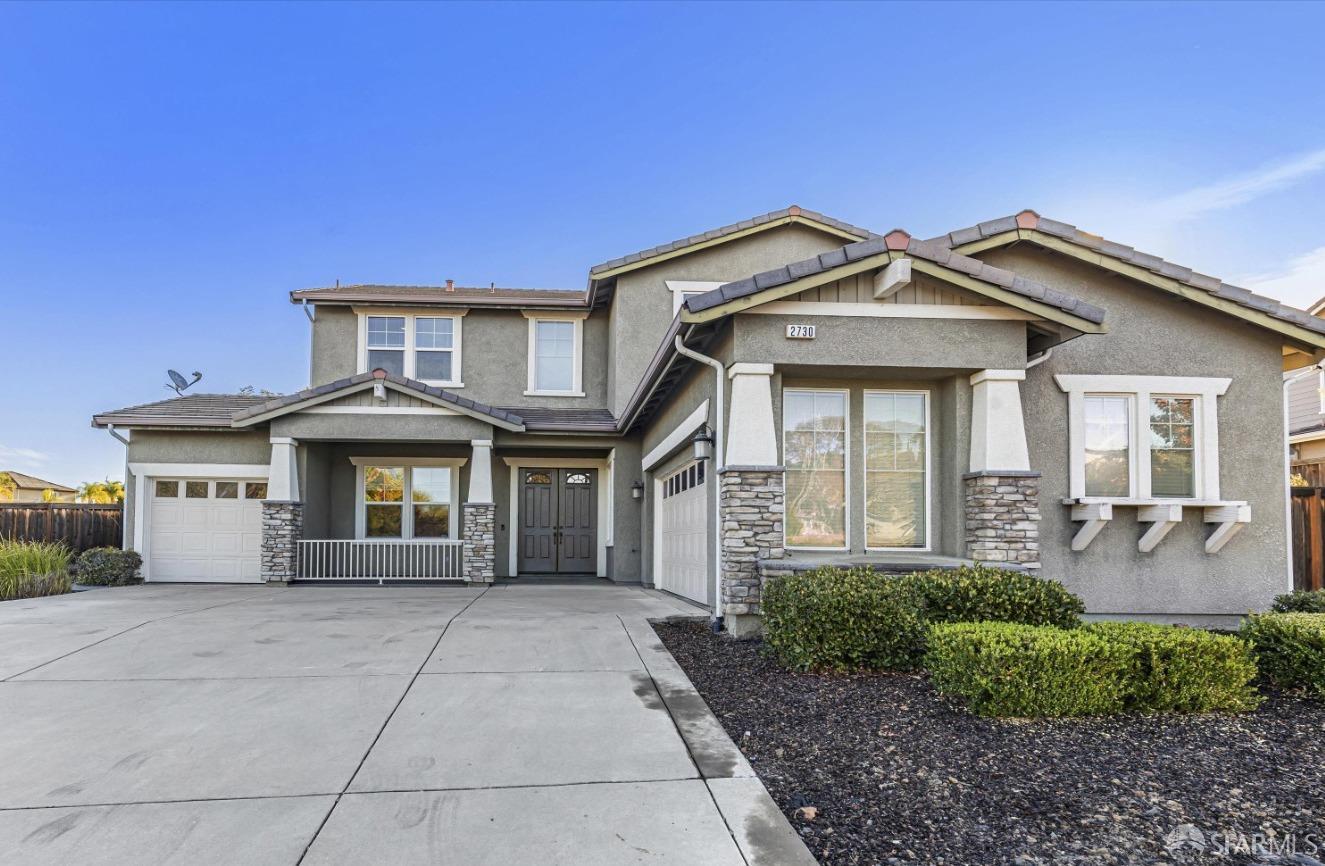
[92, 394, 272, 428]
[589, 205, 878, 276]
[930, 210, 1325, 337]
[497, 407, 618, 433]
[290, 285, 590, 308]
[1, 471, 76, 493]
[231, 371, 526, 430]
[684, 229, 1107, 325]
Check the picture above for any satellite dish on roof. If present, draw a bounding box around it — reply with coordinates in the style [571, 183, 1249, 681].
[166, 370, 202, 395]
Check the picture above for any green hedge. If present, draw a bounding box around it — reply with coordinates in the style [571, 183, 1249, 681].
[761, 568, 927, 672]
[1087, 622, 1260, 713]
[761, 565, 1085, 672]
[926, 621, 1261, 717]
[896, 564, 1084, 629]
[70, 548, 142, 586]
[925, 622, 1132, 717]
[1272, 590, 1325, 614]
[1242, 613, 1325, 698]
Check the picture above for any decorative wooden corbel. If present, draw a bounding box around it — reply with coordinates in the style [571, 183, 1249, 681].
[1071, 501, 1112, 551]
[1138, 503, 1183, 553]
[1203, 503, 1251, 554]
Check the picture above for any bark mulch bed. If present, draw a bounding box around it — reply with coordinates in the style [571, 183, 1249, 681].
[654, 621, 1325, 866]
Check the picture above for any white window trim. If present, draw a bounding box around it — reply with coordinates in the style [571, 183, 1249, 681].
[665, 280, 725, 316]
[1055, 374, 1230, 503]
[523, 310, 587, 397]
[863, 389, 932, 553]
[350, 456, 467, 540]
[782, 387, 851, 552]
[354, 308, 465, 389]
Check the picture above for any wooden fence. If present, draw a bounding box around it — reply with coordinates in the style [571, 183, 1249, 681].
[1290, 487, 1325, 592]
[0, 503, 123, 552]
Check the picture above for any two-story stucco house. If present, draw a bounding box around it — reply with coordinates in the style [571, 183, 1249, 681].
[93, 207, 1325, 633]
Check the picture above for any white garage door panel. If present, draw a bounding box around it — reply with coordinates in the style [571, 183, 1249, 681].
[148, 479, 264, 584]
[657, 461, 709, 605]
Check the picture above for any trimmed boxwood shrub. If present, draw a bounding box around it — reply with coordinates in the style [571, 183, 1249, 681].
[896, 564, 1085, 629]
[1242, 613, 1325, 698]
[1272, 590, 1325, 614]
[925, 622, 1132, 717]
[71, 547, 143, 586]
[761, 568, 927, 672]
[1087, 621, 1260, 713]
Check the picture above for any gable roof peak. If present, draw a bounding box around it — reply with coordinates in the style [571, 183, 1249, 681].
[1015, 209, 1041, 229]
[884, 228, 912, 250]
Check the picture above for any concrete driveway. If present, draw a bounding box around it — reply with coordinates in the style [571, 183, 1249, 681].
[0, 584, 814, 865]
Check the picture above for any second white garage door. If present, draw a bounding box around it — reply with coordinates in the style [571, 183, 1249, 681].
[657, 461, 709, 605]
[148, 478, 265, 583]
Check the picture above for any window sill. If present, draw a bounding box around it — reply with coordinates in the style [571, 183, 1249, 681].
[523, 390, 586, 398]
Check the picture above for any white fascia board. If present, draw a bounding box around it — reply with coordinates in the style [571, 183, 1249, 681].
[642, 400, 710, 471]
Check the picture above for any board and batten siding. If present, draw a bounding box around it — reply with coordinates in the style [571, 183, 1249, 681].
[1287, 371, 1324, 434]
[788, 272, 992, 306]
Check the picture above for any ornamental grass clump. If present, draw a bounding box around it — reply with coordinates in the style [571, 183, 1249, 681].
[1088, 621, 1260, 713]
[1242, 613, 1325, 699]
[0, 539, 73, 600]
[761, 567, 927, 672]
[925, 621, 1132, 717]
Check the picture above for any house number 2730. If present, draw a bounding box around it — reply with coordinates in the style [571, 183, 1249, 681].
[785, 324, 816, 339]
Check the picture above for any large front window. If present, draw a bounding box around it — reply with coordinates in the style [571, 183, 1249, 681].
[360, 313, 462, 385]
[865, 391, 928, 549]
[783, 389, 847, 548]
[359, 465, 455, 538]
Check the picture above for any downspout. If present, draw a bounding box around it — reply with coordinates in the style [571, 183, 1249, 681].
[1284, 363, 1322, 592]
[1025, 347, 1053, 370]
[105, 423, 130, 446]
[106, 424, 131, 550]
[673, 333, 725, 626]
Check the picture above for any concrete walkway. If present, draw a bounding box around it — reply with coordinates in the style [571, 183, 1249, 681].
[0, 584, 815, 865]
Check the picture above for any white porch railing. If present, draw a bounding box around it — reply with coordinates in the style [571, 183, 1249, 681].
[296, 539, 465, 583]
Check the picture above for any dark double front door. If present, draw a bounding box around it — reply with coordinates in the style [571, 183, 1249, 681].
[518, 468, 597, 574]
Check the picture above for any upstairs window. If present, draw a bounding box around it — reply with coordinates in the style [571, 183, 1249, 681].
[525, 312, 586, 397]
[358, 312, 463, 386]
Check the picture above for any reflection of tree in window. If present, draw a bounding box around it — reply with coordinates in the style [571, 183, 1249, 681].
[364, 466, 404, 537]
[865, 392, 926, 548]
[783, 390, 846, 548]
[526, 472, 552, 485]
[1150, 397, 1195, 497]
[412, 468, 451, 538]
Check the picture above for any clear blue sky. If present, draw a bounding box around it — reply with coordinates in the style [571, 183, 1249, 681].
[3, 1, 1325, 488]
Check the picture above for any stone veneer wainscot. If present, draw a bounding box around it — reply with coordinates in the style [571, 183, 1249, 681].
[718, 466, 784, 638]
[963, 471, 1041, 569]
[463, 502, 496, 584]
[261, 500, 303, 583]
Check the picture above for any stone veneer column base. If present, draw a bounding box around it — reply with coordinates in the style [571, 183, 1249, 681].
[719, 466, 785, 639]
[463, 502, 496, 584]
[261, 501, 303, 584]
[963, 472, 1041, 569]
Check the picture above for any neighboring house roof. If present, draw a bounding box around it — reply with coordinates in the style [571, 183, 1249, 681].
[929, 210, 1325, 347]
[92, 394, 272, 428]
[230, 370, 526, 432]
[497, 407, 618, 433]
[587, 205, 877, 280]
[682, 229, 1108, 330]
[1, 471, 76, 494]
[290, 284, 592, 309]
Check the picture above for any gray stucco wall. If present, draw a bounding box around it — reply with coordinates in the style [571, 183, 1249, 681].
[981, 245, 1291, 616]
[122, 429, 274, 548]
[269, 413, 494, 442]
[307, 305, 610, 409]
[608, 224, 850, 415]
[731, 313, 1027, 371]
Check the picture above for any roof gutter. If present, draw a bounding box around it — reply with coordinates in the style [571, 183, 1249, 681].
[673, 332, 725, 625]
[105, 423, 130, 446]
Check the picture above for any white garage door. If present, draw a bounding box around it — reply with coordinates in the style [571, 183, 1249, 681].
[657, 461, 708, 605]
[148, 478, 265, 583]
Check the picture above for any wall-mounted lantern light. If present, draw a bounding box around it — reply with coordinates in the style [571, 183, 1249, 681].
[631, 481, 644, 500]
[692, 424, 714, 463]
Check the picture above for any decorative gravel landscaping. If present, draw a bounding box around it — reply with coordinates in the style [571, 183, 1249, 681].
[656, 621, 1325, 866]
